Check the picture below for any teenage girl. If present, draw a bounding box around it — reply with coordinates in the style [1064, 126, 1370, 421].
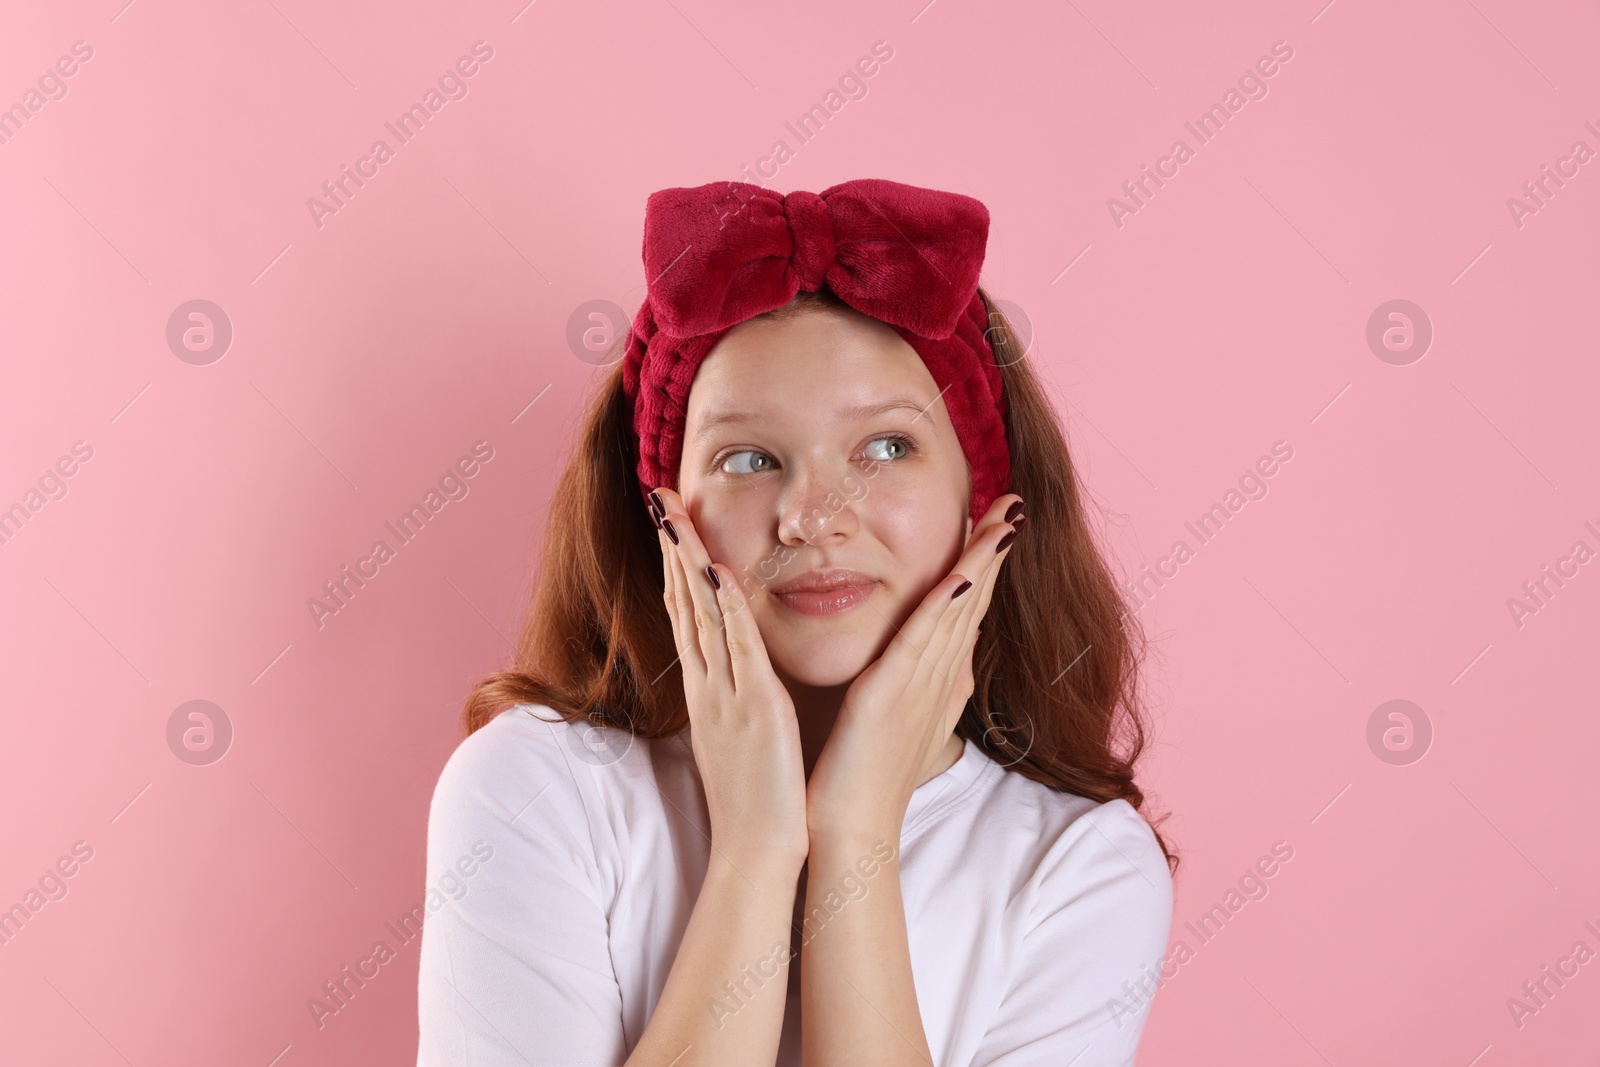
[416, 178, 1176, 1067]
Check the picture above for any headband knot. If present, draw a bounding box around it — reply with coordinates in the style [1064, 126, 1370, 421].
[782, 190, 835, 293]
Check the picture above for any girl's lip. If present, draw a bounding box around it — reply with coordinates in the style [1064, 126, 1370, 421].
[771, 580, 878, 617]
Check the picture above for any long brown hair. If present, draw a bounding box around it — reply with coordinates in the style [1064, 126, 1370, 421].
[461, 286, 1177, 872]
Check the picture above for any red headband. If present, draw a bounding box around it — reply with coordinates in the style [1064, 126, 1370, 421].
[621, 177, 1011, 526]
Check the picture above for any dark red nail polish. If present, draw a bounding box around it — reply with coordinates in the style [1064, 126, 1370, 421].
[648, 489, 665, 513]
[662, 519, 679, 545]
[647, 501, 663, 529]
[704, 565, 721, 590]
[951, 579, 972, 599]
[1011, 514, 1028, 532]
[1004, 500, 1025, 523]
[996, 527, 1019, 552]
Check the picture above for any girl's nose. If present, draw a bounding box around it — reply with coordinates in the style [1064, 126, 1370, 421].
[776, 467, 861, 547]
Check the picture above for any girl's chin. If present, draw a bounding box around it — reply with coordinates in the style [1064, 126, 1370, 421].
[768, 642, 880, 690]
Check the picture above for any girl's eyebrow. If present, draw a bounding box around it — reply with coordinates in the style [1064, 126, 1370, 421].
[692, 394, 932, 442]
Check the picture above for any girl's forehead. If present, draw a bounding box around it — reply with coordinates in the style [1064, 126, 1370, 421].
[688, 310, 936, 408]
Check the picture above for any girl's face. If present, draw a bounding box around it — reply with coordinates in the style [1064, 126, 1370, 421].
[677, 305, 973, 689]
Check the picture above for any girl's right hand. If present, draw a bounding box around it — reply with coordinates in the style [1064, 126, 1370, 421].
[650, 487, 810, 877]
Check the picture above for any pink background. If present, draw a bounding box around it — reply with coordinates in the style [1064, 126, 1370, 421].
[2, 0, 1597, 1063]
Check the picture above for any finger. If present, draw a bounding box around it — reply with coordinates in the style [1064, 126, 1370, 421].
[654, 488, 733, 687]
[655, 496, 707, 681]
[707, 561, 781, 698]
[880, 569, 978, 688]
[886, 516, 1011, 684]
[940, 642, 978, 739]
[954, 640, 976, 708]
[848, 492, 1028, 685]
[924, 497, 1022, 667]
[969, 492, 1027, 554]
[962, 493, 1026, 629]
[956, 527, 1010, 654]
[933, 494, 1025, 677]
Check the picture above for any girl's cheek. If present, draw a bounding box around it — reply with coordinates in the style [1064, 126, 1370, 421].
[867, 480, 967, 582]
[865, 479, 945, 540]
[694, 493, 769, 567]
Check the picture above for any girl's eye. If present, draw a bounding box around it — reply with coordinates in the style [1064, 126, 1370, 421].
[720, 450, 776, 475]
[863, 435, 914, 463]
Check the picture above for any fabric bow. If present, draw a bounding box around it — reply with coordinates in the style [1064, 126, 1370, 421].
[620, 176, 1010, 528]
[641, 178, 990, 341]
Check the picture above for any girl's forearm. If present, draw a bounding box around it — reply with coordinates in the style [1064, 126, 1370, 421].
[800, 835, 931, 1067]
[626, 852, 802, 1067]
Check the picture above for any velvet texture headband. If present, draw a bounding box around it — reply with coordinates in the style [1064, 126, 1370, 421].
[620, 177, 1011, 527]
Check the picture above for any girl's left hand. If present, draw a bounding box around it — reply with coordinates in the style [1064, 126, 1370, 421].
[804, 492, 1026, 846]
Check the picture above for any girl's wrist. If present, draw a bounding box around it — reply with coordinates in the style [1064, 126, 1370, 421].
[807, 812, 905, 858]
[707, 843, 807, 887]
[803, 832, 902, 892]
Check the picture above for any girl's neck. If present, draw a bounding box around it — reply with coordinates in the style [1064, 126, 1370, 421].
[782, 678, 849, 779]
[774, 676, 967, 787]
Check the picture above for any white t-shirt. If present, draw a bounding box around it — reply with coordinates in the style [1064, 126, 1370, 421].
[416, 704, 1173, 1066]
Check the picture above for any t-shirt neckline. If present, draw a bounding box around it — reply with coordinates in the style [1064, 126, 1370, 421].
[902, 735, 989, 838]
[667, 726, 990, 840]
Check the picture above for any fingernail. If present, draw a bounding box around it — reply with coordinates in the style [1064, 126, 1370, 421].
[996, 527, 1019, 552]
[647, 501, 663, 530]
[662, 519, 679, 545]
[704, 564, 721, 590]
[1004, 500, 1025, 523]
[951, 579, 973, 599]
[648, 489, 665, 513]
[1011, 514, 1028, 532]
